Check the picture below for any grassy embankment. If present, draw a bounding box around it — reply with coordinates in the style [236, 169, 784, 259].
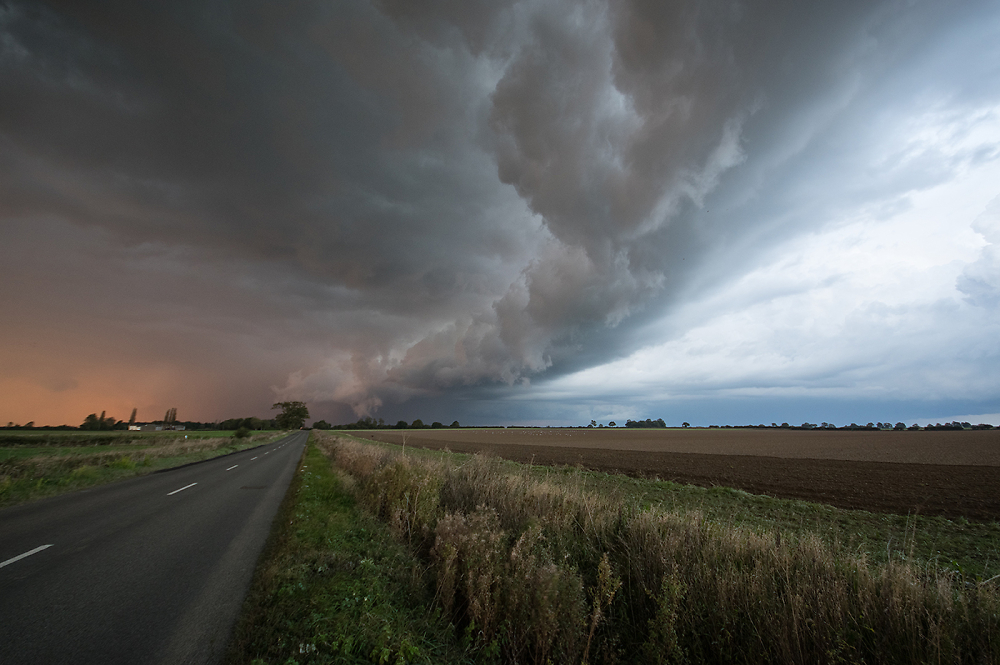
[233, 432, 999, 664]
[227, 437, 465, 664]
[0, 430, 286, 507]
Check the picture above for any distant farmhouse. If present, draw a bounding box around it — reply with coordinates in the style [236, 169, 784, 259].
[128, 423, 185, 432]
[127, 407, 183, 432]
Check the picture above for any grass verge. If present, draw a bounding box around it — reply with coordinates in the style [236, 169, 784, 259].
[315, 433, 998, 664]
[0, 431, 286, 507]
[226, 435, 466, 665]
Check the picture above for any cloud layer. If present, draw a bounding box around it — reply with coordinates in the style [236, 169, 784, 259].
[2, 0, 998, 425]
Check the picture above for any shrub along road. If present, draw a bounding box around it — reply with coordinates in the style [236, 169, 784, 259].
[0, 430, 307, 665]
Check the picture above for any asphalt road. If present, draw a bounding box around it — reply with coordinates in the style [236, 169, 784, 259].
[0, 430, 308, 664]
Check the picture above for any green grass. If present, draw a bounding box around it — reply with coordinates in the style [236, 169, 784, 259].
[0, 431, 287, 507]
[628, 476, 1000, 580]
[226, 436, 467, 665]
[519, 464, 1000, 581]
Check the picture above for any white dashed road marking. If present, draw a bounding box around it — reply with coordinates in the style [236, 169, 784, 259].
[1, 544, 53, 569]
[167, 483, 197, 496]
[226, 465, 238, 471]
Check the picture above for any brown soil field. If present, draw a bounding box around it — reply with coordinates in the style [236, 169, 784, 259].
[359, 428, 1000, 522]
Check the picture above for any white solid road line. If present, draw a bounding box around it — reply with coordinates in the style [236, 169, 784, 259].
[226, 465, 238, 471]
[167, 483, 197, 496]
[1, 544, 54, 569]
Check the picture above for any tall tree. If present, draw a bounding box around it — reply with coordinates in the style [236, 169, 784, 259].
[81, 411, 117, 430]
[272, 401, 309, 429]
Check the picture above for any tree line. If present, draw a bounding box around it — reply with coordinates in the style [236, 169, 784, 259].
[312, 416, 461, 430]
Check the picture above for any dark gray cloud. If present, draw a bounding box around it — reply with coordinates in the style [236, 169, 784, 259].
[1, 0, 998, 424]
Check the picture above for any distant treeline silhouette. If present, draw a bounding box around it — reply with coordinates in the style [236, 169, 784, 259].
[312, 417, 463, 430]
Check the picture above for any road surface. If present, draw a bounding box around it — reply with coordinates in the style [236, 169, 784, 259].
[0, 430, 308, 664]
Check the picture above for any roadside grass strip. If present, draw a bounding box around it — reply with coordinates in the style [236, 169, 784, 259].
[303, 433, 999, 665]
[226, 437, 465, 665]
[0, 433, 286, 508]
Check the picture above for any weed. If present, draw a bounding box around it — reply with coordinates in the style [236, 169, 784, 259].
[315, 432, 1000, 664]
[109, 455, 136, 470]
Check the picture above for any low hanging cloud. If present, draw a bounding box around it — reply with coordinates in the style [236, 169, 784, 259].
[1, 0, 998, 424]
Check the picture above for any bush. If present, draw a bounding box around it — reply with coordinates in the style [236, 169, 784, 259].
[109, 455, 136, 470]
[234, 427, 250, 439]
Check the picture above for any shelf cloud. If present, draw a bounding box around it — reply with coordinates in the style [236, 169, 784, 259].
[2, 0, 999, 426]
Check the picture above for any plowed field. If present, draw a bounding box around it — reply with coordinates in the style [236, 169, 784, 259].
[362, 428, 1000, 521]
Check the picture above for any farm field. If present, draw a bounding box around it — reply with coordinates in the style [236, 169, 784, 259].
[364, 428, 1000, 521]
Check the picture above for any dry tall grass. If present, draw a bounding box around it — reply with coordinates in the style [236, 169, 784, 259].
[318, 434, 999, 664]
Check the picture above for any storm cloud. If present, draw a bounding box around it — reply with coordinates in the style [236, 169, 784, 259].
[2, 0, 999, 426]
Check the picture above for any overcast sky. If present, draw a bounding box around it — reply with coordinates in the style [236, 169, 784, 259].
[2, 0, 999, 427]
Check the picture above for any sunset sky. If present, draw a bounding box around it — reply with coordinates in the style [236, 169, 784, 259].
[2, 0, 999, 428]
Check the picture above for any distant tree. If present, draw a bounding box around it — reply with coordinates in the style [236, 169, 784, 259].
[608, 421, 617, 427]
[411, 419, 425, 429]
[272, 401, 309, 429]
[431, 421, 444, 428]
[353, 416, 378, 429]
[590, 420, 597, 428]
[682, 422, 691, 428]
[128, 408, 137, 426]
[312, 420, 331, 430]
[395, 420, 408, 429]
[624, 418, 667, 429]
[80, 411, 117, 431]
[450, 420, 460, 428]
